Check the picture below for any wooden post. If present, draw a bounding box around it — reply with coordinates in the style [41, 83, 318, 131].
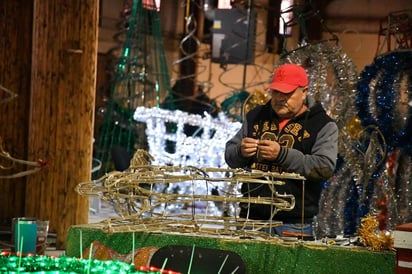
[25, 0, 99, 249]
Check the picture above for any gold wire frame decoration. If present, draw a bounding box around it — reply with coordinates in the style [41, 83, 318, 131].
[76, 150, 304, 240]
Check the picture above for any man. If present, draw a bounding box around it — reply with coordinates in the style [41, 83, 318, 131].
[225, 63, 338, 236]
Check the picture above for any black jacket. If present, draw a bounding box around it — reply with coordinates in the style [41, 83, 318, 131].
[225, 99, 338, 222]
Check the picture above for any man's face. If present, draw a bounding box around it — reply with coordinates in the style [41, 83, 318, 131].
[270, 87, 308, 119]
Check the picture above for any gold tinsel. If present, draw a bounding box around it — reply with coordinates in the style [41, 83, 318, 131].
[242, 89, 270, 120]
[358, 215, 394, 251]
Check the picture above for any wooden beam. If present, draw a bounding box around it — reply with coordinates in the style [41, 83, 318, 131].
[0, 1, 33, 222]
[25, 0, 99, 249]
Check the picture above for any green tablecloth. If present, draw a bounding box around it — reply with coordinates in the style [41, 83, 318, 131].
[66, 225, 395, 274]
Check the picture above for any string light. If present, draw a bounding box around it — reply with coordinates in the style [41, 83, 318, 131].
[133, 107, 241, 168]
[0, 253, 141, 273]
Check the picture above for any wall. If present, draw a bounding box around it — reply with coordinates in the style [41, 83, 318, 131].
[97, 0, 412, 106]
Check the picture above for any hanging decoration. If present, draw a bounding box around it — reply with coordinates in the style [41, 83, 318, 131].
[356, 50, 412, 153]
[344, 10, 412, 234]
[94, 0, 172, 178]
[217, 2, 274, 121]
[163, 0, 218, 119]
[348, 50, 412, 233]
[279, 40, 358, 131]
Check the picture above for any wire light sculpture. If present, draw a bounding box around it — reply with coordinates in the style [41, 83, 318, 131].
[76, 150, 302, 240]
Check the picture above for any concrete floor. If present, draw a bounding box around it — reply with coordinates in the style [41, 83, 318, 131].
[88, 197, 118, 223]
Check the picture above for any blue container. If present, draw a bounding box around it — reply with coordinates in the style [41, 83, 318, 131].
[13, 217, 38, 254]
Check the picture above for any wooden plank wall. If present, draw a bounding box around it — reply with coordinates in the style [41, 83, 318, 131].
[0, 1, 34, 223]
[0, 0, 99, 249]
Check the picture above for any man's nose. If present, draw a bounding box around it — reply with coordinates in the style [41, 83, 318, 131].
[273, 92, 288, 100]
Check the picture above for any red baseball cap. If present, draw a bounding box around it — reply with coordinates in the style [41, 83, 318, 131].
[267, 64, 308, 93]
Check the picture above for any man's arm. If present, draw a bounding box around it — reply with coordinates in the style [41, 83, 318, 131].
[275, 122, 338, 182]
[225, 122, 253, 168]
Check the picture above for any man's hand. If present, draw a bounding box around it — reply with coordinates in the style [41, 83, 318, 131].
[240, 137, 258, 157]
[257, 139, 281, 161]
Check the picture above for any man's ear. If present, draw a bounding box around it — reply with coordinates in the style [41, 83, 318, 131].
[302, 87, 308, 103]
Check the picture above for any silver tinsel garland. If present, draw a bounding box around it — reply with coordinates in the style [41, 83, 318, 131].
[279, 40, 359, 237]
